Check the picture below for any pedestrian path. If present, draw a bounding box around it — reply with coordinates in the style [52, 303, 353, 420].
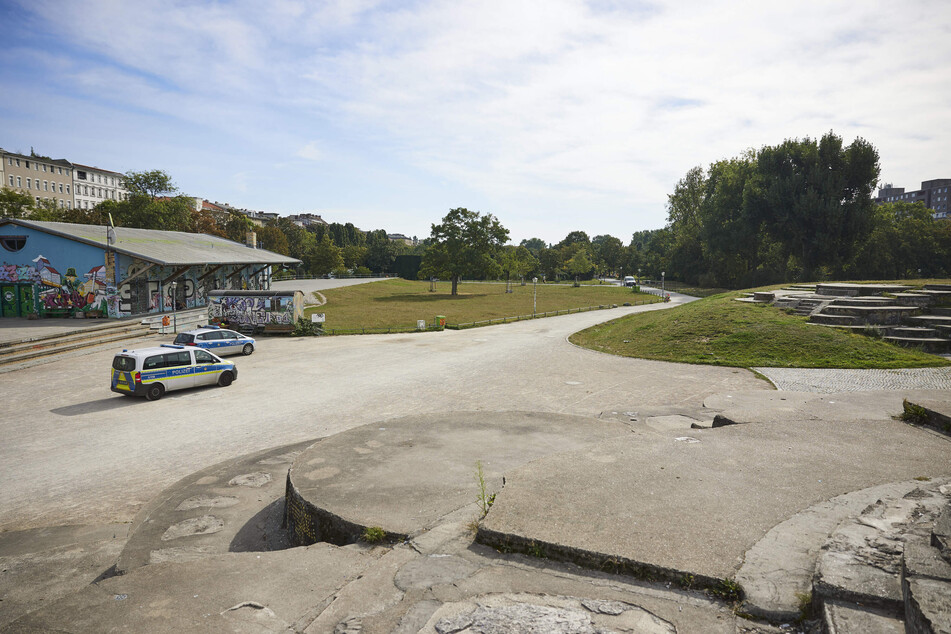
[753, 366, 951, 393]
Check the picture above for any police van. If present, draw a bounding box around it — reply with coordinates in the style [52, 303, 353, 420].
[111, 344, 237, 401]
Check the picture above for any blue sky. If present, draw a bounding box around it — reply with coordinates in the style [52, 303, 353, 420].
[1, 0, 948, 244]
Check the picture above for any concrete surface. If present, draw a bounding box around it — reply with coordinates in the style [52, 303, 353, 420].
[1, 286, 950, 632]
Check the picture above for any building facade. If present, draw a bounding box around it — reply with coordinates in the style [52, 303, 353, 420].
[876, 179, 951, 219]
[0, 219, 299, 319]
[1, 149, 74, 209]
[71, 164, 128, 210]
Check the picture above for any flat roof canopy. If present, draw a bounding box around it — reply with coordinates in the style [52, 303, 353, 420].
[0, 219, 301, 267]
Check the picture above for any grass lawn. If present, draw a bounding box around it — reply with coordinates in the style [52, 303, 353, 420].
[569, 288, 951, 369]
[309, 279, 659, 330]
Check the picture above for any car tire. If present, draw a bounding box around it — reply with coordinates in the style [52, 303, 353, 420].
[242, 343, 254, 356]
[145, 384, 165, 401]
[218, 372, 234, 387]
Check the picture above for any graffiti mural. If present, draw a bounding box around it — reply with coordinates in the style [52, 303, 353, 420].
[208, 295, 294, 326]
[2, 255, 114, 315]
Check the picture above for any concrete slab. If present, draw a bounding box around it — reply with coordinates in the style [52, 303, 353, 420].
[6, 543, 375, 633]
[285, 411, 631, 544]
[479, 415, 951, 585]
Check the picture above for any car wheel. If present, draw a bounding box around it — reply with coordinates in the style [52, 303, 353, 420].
[242, 343, 254, 356]
[218, 372, 234, 387]
[145, 384, 165, 401]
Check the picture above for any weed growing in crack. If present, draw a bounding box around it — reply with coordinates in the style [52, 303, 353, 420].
[475, 461, 496, 518]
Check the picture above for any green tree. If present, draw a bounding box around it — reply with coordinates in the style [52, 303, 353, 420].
[225, 213, 254, 243]
[756, 132, 879, 280]
[566, 246, 594, 283]
[420, 208, 509, 295]
[123, 170, 178, 199]
[306, 234, 344, 275]
[519, 237, 547, 254]
[0, 187, 37, 218]
[591, 235, 624, 276]
[255, 225, 289, 255]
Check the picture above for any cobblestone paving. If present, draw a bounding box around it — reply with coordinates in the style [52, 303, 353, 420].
[752, 366, 951, 393]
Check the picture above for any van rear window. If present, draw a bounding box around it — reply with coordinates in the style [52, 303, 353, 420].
[112, 356, 136, 371]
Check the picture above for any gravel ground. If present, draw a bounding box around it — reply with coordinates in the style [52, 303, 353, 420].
[753, 366, 951, 393]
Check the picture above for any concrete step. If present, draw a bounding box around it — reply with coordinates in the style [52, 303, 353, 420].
[0, 322, 150, 355]
[830, 296, 894, 306]
[882, 336, 951, 352]
[890, 293, 934, 307]
[811, 314, 857, 326]
[823, 305, 920, 325]
[887, 326, 938, 338]
[905, 315, 951, 328]
[0, 328, 156, 367]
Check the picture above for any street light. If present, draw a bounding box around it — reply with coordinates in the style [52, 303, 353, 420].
[661, 271, 665, 294]
[170, 281, 178, 333]
[533, 277, 538, 317]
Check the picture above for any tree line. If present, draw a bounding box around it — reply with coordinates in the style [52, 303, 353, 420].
[658, 132, 951, 287]
[4, 131, 949, 288]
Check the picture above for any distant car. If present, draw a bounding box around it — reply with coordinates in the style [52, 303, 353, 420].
[623, 276, 636, 287]
[111, 344, 236, 401]
[174, 325, 256, 356]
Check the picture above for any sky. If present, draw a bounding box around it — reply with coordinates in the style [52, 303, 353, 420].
[0, 1, 948, 245]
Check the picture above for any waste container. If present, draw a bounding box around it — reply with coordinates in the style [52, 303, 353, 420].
[435, 315, 446, 327]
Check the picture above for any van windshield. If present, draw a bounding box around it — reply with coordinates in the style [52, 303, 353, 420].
[112, 356, 136, 371]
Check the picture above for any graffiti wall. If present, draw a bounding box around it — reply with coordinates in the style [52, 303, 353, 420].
[1, 256, 115, 316]
[208, 293, 301, 327]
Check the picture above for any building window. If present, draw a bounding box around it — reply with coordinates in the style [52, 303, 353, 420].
[58, 167, 62, 174]
[66, 201, 70, 209]
[0, 235, 27, 252]
[26, 178, 31, 189]
[16, 176, 21, 187]
[66, 185, 70, 194]
[6, 158, 10, 165]
[42, 164, 47, 172]
[15, 159, 20, 167]
[7, 175, 11, 187]
[58, 183, 63, 193]
[24, 160, 29, 168]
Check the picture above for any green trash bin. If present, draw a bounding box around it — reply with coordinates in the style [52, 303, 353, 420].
[435, 315, 446, 327]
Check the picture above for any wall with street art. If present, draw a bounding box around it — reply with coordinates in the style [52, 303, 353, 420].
[0, 225, 113, 318]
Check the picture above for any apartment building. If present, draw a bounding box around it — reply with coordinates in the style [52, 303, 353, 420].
[1, 149, 74, 209]
[72, 163, 128, 210]
[876, 179, 951, 219]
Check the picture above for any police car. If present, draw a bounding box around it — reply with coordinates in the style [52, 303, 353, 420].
[173, 325, 255, 356]
[111, 344, 237, 401]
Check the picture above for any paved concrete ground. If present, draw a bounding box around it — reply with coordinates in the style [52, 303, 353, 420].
[1, 286, 949, 632]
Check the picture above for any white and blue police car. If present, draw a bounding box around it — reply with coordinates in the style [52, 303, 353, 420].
[173, 325, 255, 356]
[111, 344, 237, 401]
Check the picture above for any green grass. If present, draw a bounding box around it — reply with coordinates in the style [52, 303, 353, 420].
[310, 279, 659, 329]
[569, 288, 951, 369]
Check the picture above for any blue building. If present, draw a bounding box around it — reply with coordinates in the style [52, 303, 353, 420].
[0, 219, 299, 319]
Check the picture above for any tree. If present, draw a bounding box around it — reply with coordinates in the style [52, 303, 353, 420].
[556, 231, 590, 249]
[225, 213, 254, 243]
[566, 247, 594, 283]
[592, 235, 624, 276]
[756, 132, 879, 280]
[305, 234, 344, 275]
[123, 170, 178, 199]
[420, 208, 509, 295]
[519, 237, 547, 254]
[0, 187, 37, 219]
[255, 225, 289, 255]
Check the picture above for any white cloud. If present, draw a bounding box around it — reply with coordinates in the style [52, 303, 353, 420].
[5, 0, 951, 242]
[296, 142, 323, 161]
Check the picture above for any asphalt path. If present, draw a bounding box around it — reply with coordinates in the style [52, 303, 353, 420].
[0, 290, 768, 533]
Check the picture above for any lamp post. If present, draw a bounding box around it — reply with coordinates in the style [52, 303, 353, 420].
[170, 281, 178, 333]
[533, 277, 538, 317]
